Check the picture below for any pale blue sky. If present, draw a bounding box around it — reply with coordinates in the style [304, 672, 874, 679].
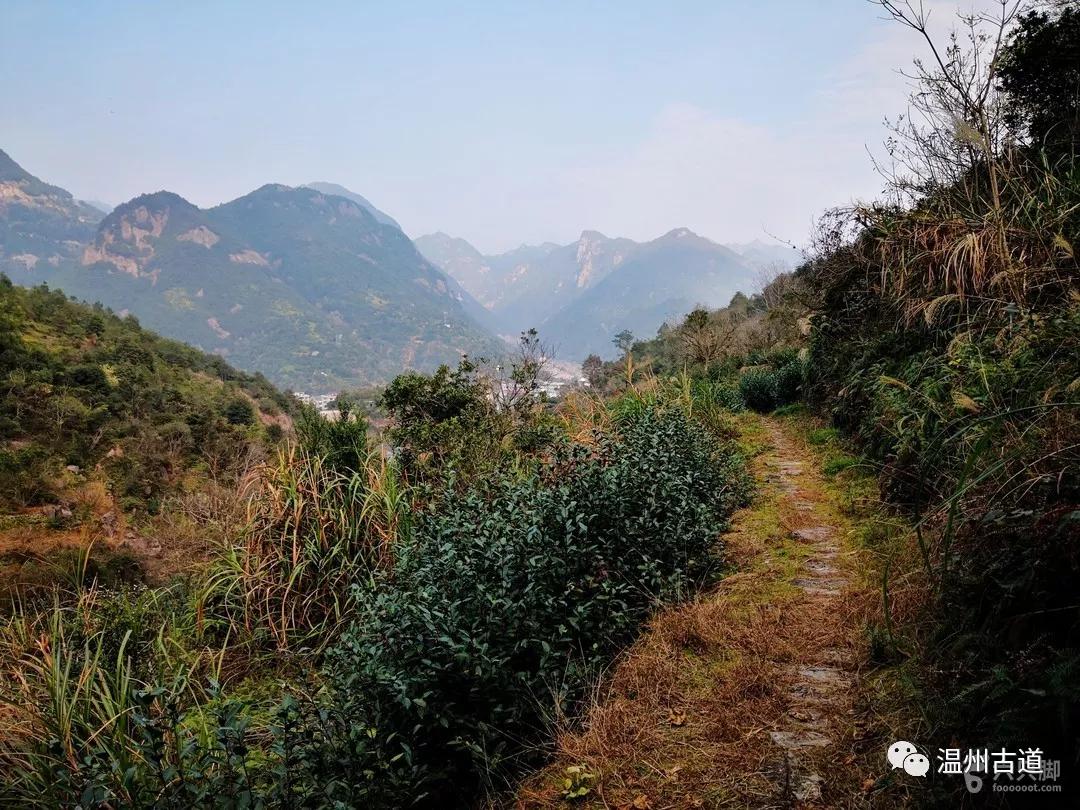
[1, 1, 969, 252]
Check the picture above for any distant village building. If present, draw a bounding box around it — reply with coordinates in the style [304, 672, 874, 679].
[293, 391, 339, 414]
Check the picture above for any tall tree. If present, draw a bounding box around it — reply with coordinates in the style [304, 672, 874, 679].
[998, 3, 1080, 157]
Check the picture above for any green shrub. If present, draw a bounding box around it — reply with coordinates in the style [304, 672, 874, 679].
[380, 359, 506, 484]
[223, 396, 255, 426]
[294, 403, 369, 475]
[0, 446, 56, 507]
[766, 346, 799, 367]
[807, 427, 838, 446]
[739, 368, 777, 412]
[772, 359, 803, 406]
[309, 406, 750, 805]
[822, 454, 861, 476]
[694, 378, 744, 412]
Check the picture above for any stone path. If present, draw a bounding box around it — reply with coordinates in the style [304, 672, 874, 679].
[761, 421, 859, 806]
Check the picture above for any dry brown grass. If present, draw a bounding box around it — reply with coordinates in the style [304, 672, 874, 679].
[0, 476, 133, 595]
[515, 588, 799, 808]
[843, 179, 1079, 328]
[557, 391, 613, 447]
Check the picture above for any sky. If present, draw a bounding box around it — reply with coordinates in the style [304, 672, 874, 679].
[1, 1, 998, 253]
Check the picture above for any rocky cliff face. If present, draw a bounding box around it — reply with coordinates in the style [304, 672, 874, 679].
[0, 149, 102, 276]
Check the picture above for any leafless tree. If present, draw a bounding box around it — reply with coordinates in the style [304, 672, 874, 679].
[679, 308, 724, 371]
[872, 0, 1023, 218]
[753, 262, 799, 312]
[491, 328, 551, 412]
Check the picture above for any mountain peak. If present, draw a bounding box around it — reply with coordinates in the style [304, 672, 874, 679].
[101, 191, 202, 233]
[659, 227, 701, 241]
[87, 191, 208, 278]
[579, 229, 608, 243]
[0, 148, 86, 209]
[246, 183, 296, 198]
[111, 190, 198, 215]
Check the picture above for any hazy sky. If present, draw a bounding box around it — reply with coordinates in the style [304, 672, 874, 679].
[2, 1, 992, 253]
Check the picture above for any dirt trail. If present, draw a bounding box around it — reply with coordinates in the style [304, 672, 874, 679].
[518, 414, 873, 809]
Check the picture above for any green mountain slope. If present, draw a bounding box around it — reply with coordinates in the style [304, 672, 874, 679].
[0, 151, 504, 391]
[0, 148, 102, 276]
[0, 275, 291, 516]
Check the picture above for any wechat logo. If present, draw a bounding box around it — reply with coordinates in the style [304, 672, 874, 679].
[888, 741, 930, 777]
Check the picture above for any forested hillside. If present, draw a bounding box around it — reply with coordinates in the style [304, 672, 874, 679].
[0, 156, 504, 391]
[0, 276, 293, 587]
[801, 3, 1080, 798]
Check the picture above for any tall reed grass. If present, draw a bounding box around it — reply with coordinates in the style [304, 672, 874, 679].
[197, 442, 411, 654]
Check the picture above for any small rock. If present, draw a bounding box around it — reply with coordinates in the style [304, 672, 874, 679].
[795, 773, 825, 801]
[791, 526, 833, 543]
[820, 647, 854, 665]
[65, 464, 81, 474]
[769, 729, 830, 749]
[793, 576, 845, 592]
[799, 666, 850, 686]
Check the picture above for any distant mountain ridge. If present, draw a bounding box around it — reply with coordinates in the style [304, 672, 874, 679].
[416, 227, 767, 359]
[0, 150, 503, 391]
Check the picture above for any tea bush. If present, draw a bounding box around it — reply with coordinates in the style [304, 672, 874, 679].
[693, 377, 744, 412]
[738, 355, 804, 414]
[772, 357, 803, 406]
[305, 405, 750, 805]
[1, 399, 748, 809]
[738, 368, 778, 412]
